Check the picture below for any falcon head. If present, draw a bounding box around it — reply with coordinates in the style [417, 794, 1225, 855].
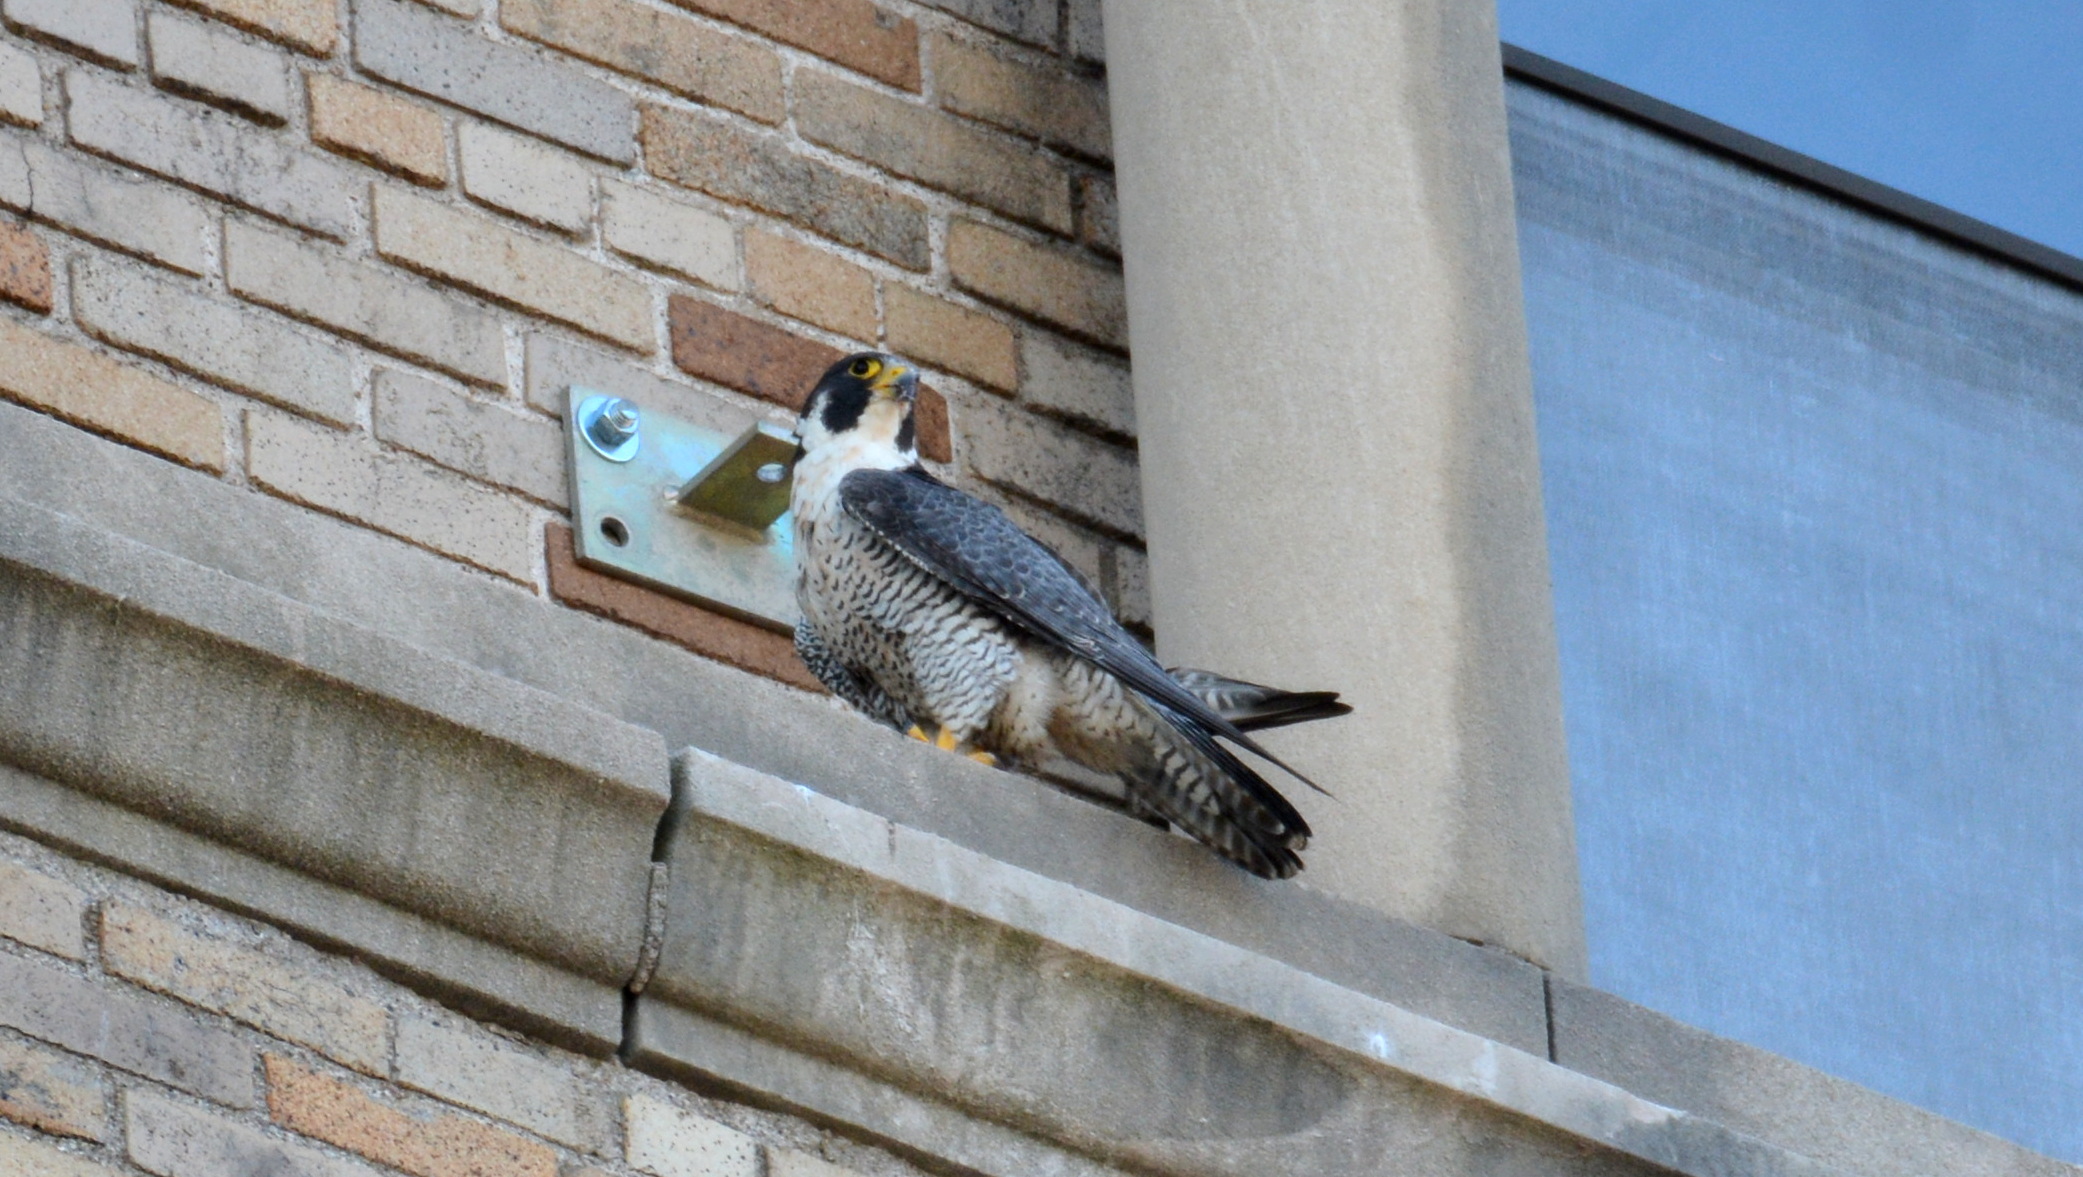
[796, 352, 918, 459]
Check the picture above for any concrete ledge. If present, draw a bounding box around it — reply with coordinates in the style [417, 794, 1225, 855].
[0, 396, 1548, 1057]
[1552, 980, 2079, 1177]
[0, 494, 668, 1052]
[639, 749, 1834, 1177]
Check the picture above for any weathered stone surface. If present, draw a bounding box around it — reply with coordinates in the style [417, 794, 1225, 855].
[0, 316, 225, 472]
[0, 951, 255, 1106]
[458, 120, 593, 233]
[765, 1150, 860, 1177]
[909, 0, 1052, 47]
[624, 1093, 760, 1177]
[8, 0, 138, 68]
[0, 129, 212, 273]
[374, 370, 565, 507]
[1066, 0, 1102, 62]
[0, 1033, 107, 1139]
[225, 218, 505, 385]
[744, 229, 875, 340]
[249, 409, 539, 582]
[672, 0, 918, 91]
[374, 187, 651, 350]
[947, 220, 1124, 347]
[355, 0, 635, 163]
[1075, 172, 1117, 256]
[0, 217, 50, 313]
[885, 285, 1015, 391]
[501, 0, 782, 124]
[148, 9, 293, 123]
[795, 70, 1072, 233]
[130, 1087, 384, 1177]
[394, 1013, 614, 1152]
[74, 257, 358, 425]
[931, 32, 1109, 159]
[66, 70, 357, 238]
[1551, 979, 2077, 1177]
[0, 40, 42, 124]
[1018, 331, 1131, 435]
[0, 859, 88, 958]
[162, 0, 336, 55]
[0, 490, 669, 1047]
[308, 73, 448, 184]
[601, 180, 737, 290]
[268, 1056, 560, 1177]
[101, 901, 392, 1074]
[640, 105, 927, 269]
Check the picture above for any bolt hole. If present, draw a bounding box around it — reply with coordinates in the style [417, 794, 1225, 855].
[600, 516, 629, 547]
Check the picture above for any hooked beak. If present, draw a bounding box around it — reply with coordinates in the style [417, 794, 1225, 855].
[870, 364, 917, 402]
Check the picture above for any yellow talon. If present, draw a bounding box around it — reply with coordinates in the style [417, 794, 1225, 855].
[906, 725, 931, 743]
[933, 728, 962, 752]
[966, 750, 998, 767]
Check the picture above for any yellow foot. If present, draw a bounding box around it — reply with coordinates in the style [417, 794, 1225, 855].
[906, 725, 931, 743]
[933, 727, 962, 752]
[966, 750, 998, 767]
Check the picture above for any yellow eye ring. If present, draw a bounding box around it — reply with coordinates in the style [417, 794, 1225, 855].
[849, 358, 879, 378]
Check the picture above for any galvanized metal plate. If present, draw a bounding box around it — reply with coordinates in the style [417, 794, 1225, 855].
[566, 384, 797, 632]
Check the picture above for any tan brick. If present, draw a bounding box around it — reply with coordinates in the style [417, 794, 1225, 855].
[963, 394, 1139, 536]
[0, 42, 39, 126]
[131, 1088, 383, 1177]
[0, 1129, 127, 1177]
[374, 370, 565, 506]
[601, 181, 736, 290]
[267, 1056, 559, 1177]
[947, 220, 1124, 348]
[501, 0, 781, 124]
[0, 1034, 108, 1140]
[374, 187, 652, 351]
[885, 285, 1014, 390]
[0, 318, 224, 471]
[914, 0, 1052, 46]
[226, 219, 506, 386]
[309, 73, 448, 185]
[0, 219, 51, 313]
[393, 1014, 611, 1153]
[667, 295, 839, 410]
[0, 129, 212, 274]
[640, 105, 927, 269]
[0, 861, 88, 959]
[99, 903, 390, 1075]
[148, 8, 294, 124]
[459, 122, 593, 233]
[931, 33, 1109, 159]
[247, 410, 536, 582]
[675, 0, 918, 91]
[9, 0, 139, 69]
[1019, 330, 1132, 436]
[624, 1093, 758, 1177]
[1076, 171, 1118, 256]
[744, 231, 875, 340]
[546, 523, 821, 691]
[794, 70, 1071, 234]
[163, 0, 336, 55]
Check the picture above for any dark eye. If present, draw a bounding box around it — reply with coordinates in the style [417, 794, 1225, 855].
[849, 358, 878, 378]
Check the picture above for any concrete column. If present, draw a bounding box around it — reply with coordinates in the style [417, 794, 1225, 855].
[1102, 0, 1586, 974]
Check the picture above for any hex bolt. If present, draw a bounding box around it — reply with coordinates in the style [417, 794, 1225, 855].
[589, 398, 640, 450]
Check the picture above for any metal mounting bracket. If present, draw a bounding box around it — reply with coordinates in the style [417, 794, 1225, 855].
[565, 385, 799, 633]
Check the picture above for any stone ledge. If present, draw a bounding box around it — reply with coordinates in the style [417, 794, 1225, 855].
[640, 749, 1832, 1177]
[0, 492, 668, 1052]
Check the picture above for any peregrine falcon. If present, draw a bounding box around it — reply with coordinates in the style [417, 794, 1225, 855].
[789, 352, 1345, 879]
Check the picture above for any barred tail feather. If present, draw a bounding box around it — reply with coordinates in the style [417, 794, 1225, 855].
[1118, 698, 1309, 880]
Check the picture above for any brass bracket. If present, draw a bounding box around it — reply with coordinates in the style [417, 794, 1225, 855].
[565, 385, 799, 632]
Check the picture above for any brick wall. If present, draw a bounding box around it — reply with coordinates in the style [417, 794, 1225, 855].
[0, 0, 1142, 696]
[0, 828, 925, 1177]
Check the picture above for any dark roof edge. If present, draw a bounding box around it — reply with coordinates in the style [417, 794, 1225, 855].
[1501, 43, 2083, 294]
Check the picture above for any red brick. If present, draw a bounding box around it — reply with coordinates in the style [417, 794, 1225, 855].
[266, 1055, 557, 1177]
[670, 0, 918, 91]
[913, 384, 950, 464]
[668, 295, 842, 410]
[0, 220, 52, 313]
[546, 522, 821, 692]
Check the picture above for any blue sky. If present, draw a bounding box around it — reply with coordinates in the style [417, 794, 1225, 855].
[1496, 0, 2083, 259]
